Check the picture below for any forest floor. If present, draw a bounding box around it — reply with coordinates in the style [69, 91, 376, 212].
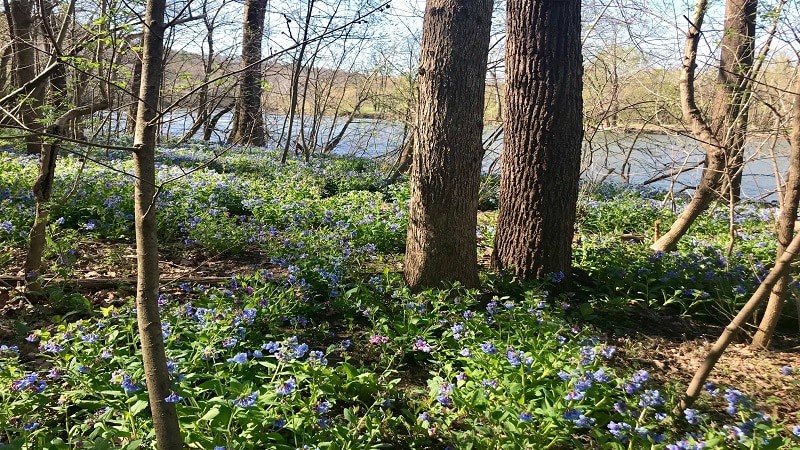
[1, 145, 799, 448]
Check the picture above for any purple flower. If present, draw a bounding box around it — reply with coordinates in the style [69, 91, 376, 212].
[228, 352, 248, 365]
[412, 338, 432, 353]
[459, 348, 472, 358]
[368, 335, 389, 345]
[600, 345, 617, 359]
[164, 392, 183, 403]
[639, 389, 665, 408]
[684, 408, 699, 425]
[519, 412, 533, 422]
[723, 388, 747, 416]
[276, 378, 296, 396]
[781, 365, 793, 376]
[233, 391, 258, 407]
[607, 421, 631, 440]
[574, 378, 592, 392]
[480, 342, 497, 355]
[308, 350, 327, 366]
[436, 395, 453, 406]
[23, 422, 39, 431]
[791, 425, 800, 437]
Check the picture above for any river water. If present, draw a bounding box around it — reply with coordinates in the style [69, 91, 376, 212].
[156, 111, 791, 203]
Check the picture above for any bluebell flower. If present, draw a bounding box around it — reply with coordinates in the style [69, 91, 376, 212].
[723, 388, 746, 415]
[639, 389, 665, 408]
[459, 348, 472, 357]
[276, 378, 296, 396]
[418, 412, 431, 423]
[684, 408, 699, 425]
[600, 345, 617, 359]
[436, 395, 453, 406]
[274, 419, 287, 428]
[591, 368, 609, 383]
[308, 350, 327, 366]
[791, 425, 800, 437]
[412, 338, 432, 353]
[480, 342, 497, 354]
[519, 412, 533, 422]
[164, 392, 183, 403]
[23, 422, 38, 431]
[781, 365, 793, 376]
[607, 421, 631, 440]
[228, 352, 248, 365]
[575, 378, 592, 392]
[233, 391, 258, 407]
[565, 390, 585, 401]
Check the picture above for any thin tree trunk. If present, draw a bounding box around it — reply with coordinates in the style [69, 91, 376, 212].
[230, 0, 267, 146]
[651, 0, 727, 252]
[493, 0, 583, 280]
[751, 74, 800, 349]
[126, 57, 142, 135]
[132, 0, 183, 445]
[23, 100, 109, 287]
[404, 0, 493, 290]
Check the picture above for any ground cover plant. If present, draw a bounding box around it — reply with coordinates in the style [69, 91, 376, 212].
[1, 144, 800, 449]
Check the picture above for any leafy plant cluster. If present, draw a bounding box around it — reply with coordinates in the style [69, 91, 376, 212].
[1, 147, 799, 449]
[574, 184, 789, 320]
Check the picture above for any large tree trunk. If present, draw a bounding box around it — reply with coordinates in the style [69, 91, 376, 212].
[492, 0, 583, 280]
[711, 0, 756, 204]
[404, 0, 493, 290]
[751, 74, 800, 349]
[230, 0, 267, 146]
[132, 0, 183, 446]
[9, 0, 43, 155]
[651, 0, 755, 252]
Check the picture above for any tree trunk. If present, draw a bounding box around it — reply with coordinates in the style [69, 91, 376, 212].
[132, 0, 183, 445]
[126, 57, 142, 135]
[711, 0, 756, 204]
[751, 74, 800, 349]
[230, 0, 267, 146]
[404, 0, 493, 290]
[651, 0, 755, 251]
[651, 0, 726, 252]
[492, 0, 583, 280]
[9, 0, 43, 155]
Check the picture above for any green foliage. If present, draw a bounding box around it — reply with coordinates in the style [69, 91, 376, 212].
[1, 146, 798, 449]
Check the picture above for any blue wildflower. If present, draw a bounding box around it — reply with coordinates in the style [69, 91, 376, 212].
[228, 352, 248, 365]
[164, 392, 183, 403]
[276, 378, 296, 396]
[233, 391, 258, 407]
[480, 342, 497, 354]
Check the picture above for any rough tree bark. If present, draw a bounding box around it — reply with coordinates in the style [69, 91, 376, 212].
[8, 0, 43, 154]
[711, 0, 756, 204]
[230, 0, 267, 146]
[404, 0, 493, 290]
[132, 0, 183, 446]
[751, 73, 800, 349]
[492, 0, 583, 280]
[651, 0, 755, 251]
